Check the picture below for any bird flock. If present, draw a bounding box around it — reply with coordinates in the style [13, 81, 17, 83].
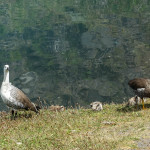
[0, 65, 150, 119]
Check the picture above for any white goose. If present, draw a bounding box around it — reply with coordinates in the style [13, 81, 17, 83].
[1, 65, 38, 117]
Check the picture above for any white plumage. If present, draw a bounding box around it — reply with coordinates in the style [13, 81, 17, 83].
[1, 65, 38, 114]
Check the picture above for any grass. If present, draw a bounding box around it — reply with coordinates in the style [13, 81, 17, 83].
[0, 103, 150, 150]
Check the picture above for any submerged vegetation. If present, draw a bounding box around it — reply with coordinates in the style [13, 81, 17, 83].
[0, 103, 150, 149]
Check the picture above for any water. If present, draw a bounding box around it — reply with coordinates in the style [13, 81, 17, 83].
[0, 0, 149, 110]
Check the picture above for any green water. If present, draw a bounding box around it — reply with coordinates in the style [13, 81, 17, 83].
[0, 0, 150, 110]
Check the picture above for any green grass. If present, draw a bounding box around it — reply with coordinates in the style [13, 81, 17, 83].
[0, 103, 150, 150]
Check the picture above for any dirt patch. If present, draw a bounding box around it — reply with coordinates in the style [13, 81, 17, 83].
[137, 138, 150, 150]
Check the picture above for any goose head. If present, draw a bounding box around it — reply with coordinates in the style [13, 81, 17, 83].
[3, 65, 9, 83]
[4, 65, 9, 72]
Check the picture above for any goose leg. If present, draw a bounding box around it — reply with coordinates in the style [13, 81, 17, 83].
[142, 98, 145, 109]
[11, 110, 17, 120]
[11, 110, 14, 120]
[14, 111, 18, 118]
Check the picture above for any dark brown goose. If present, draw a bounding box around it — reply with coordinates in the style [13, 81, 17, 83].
[0, 65, 39, 117]
[128, 78, 150, 109]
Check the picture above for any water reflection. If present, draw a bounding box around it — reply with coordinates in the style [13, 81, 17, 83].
[0, 0, 149, 110]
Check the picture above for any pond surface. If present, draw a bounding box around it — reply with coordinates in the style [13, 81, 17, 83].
[0, 0, 150, 110]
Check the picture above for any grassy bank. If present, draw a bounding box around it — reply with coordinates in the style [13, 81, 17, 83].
[0, 103, 150, 150]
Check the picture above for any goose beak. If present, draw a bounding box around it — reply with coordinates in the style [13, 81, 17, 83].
[5, 67, 9, 72]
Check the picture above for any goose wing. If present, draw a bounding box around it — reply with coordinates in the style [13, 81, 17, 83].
[9, 85, 37, 112]
[128, 78, 147, 90]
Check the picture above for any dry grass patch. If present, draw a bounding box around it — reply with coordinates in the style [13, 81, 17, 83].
[0, 103, 150, 149]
